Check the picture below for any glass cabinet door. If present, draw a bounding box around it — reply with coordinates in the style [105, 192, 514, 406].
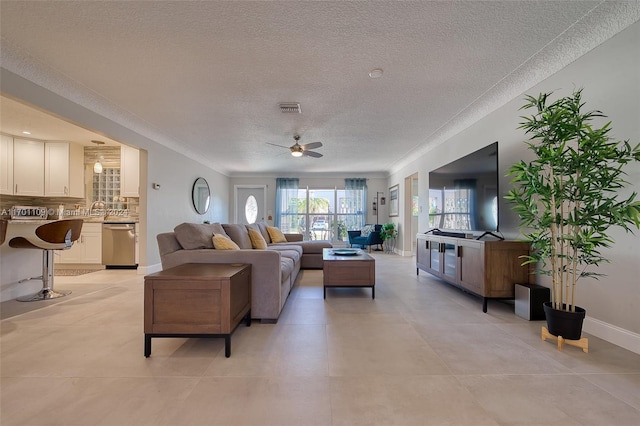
[442, 242, 457, 280]
[429, 241, 440, 272]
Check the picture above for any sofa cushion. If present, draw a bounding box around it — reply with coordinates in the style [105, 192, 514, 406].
[285, 240, 332, 254]
[256, 222, 273, 243]
[248, 228, 267, 249]
[280, 256, 294, 282]
[245, 223, 265, 241]
[222, 223, 253, 249]
[212, 234, 240, 250]
[269, 247, 302, 265]
[267, 226, 288, 243]
[174, 222, 228, 250]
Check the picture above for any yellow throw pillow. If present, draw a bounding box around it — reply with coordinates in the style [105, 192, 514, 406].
[266, 226, 287, 243]
[212, 234, 240, 250]
[248, 228, 267, 249]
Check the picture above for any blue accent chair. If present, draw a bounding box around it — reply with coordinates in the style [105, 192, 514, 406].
[348, 224, 383, 252]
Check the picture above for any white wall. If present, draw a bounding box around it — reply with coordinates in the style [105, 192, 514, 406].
[144, 143, 229, 270]
[230, 174, 387, 226]
[390, 21, 640, 351]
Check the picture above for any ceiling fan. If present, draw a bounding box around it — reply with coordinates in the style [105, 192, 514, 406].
[268, 135, 323, 158]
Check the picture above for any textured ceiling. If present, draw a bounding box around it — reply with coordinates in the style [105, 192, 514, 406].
[1, 1, 638, 176]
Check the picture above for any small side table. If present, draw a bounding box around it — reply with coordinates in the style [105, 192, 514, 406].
[144, 263, 251, 358]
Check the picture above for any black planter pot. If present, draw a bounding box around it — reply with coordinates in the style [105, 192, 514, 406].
[543, 302, 586, 340]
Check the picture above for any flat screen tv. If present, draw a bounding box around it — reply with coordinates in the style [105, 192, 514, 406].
[428, 141, 499, 237]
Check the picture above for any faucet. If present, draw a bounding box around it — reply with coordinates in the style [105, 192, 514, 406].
[89, 200, 107, 218]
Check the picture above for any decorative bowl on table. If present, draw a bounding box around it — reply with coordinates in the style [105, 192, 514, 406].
[331, 249, 360, 256]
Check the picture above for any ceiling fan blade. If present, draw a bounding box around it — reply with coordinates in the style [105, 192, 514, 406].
[303, 150, 323, 158]
[301, 141, 322, 150]
[266, 142, 291, 149]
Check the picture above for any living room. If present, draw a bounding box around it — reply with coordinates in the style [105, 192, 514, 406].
[1, 2, 639, 424]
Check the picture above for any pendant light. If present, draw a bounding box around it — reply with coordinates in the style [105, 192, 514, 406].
[92, 140, 105, 173]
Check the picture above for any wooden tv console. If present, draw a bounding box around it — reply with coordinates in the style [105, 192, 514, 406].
[416, 234, 531, 312]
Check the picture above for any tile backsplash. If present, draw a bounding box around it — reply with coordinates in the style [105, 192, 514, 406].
[1, 194, 139, 220]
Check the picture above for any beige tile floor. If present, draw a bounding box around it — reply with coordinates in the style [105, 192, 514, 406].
[1, 254, 639, 425]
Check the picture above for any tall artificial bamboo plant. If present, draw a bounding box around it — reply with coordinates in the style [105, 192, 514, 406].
[505, 89, 640, 313]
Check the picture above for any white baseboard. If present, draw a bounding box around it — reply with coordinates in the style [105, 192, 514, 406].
[137, 263, 162, 275]
[584, 317, 640, 355]
[395, 248, 413, 256]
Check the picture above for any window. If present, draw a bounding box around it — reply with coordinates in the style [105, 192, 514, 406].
[335, 189, 365, 241]
[275, 188, 303, 234]
[275, 186, 366, 243]
[245, 195, 258, 224]
[92, 167, 122, 210]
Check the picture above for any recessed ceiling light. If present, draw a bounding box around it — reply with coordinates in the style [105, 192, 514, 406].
[368, 68, 383, 79]
[22, 131, 31, 135]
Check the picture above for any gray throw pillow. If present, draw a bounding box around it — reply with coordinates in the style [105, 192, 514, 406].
[174, 222, 228, 249]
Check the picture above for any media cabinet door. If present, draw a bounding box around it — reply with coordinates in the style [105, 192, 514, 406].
[457, 240, 484, 294]
[483, 241, 532, 298]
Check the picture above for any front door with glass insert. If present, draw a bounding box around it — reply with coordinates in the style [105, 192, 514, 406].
[235, 186, 266, 224]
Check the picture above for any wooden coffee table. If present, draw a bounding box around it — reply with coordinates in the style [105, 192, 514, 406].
[323, 248, 375, 299]
[144, 263, 251, 358]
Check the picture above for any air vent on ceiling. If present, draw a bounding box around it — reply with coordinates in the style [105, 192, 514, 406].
[279, 103, 301, 113]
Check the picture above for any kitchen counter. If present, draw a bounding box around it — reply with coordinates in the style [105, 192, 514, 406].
[67, 216, 138, 223]
[4, 217, 138, 225]
[6, 219, 53, 225]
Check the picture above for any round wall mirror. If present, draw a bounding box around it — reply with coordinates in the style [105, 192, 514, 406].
[192, 177, 211, 214]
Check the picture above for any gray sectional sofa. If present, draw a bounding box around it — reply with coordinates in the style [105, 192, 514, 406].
[156, 222, 332, 322]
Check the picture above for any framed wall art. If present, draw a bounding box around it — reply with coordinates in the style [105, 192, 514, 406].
[389, 184, 399, 217]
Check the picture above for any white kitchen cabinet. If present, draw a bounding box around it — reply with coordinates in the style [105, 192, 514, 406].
[82, 226, 103, 264]
[120, 145, 139, 197]
[44, 141, 84, 197]
[57, 235, 83, 263]
[57, 222, 102, 264]
[13, 138, 44, 196]
[0, 135, 13, 195]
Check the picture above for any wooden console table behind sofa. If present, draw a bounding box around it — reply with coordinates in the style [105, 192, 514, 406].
[144, 263, 251, 358]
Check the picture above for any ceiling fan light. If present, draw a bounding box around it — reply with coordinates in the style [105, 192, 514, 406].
[291, 150, 303, 157]
[368, 68, 383, 78]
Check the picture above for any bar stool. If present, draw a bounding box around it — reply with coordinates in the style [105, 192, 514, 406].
[9, 219, 83, 302]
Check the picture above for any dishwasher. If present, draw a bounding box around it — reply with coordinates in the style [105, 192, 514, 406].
[102, 222, 138, 269]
